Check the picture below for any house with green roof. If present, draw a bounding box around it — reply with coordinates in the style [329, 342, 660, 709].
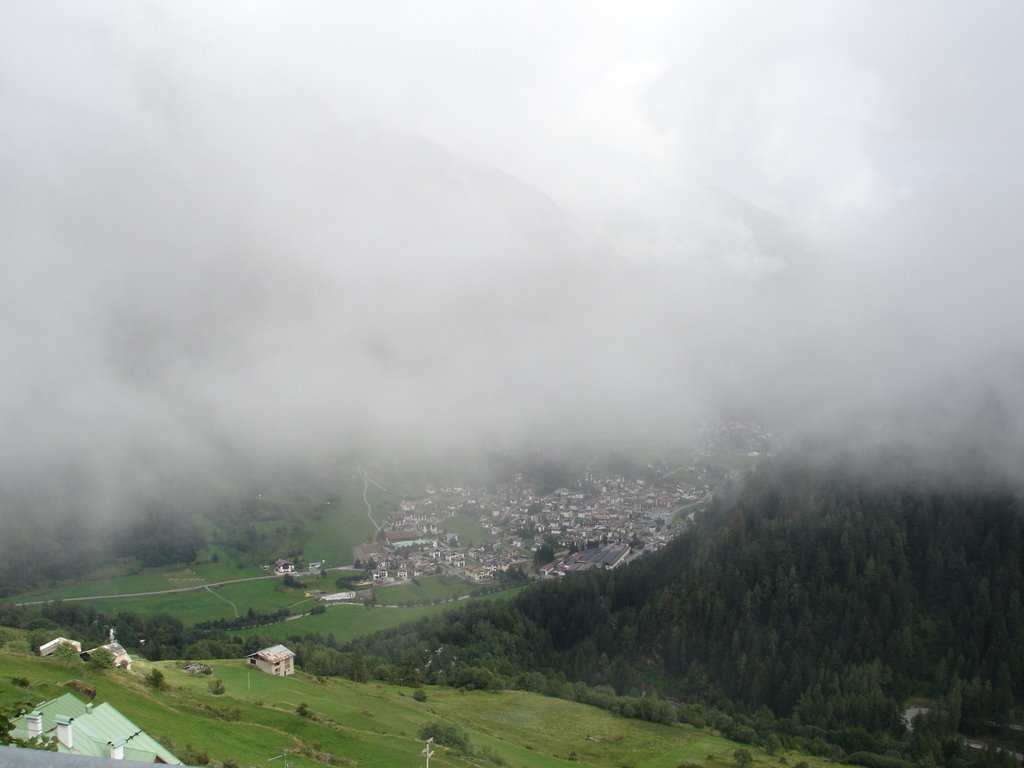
[8, 693, 181, 764]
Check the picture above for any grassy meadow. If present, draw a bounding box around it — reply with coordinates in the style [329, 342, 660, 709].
[7, 476, 391, 608]
[228, 584, 526, 644]
[372, 575, 479, 606]
[439, 514, 495, 547]
[0, 634, 833, 768]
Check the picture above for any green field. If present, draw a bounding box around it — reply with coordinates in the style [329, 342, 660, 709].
[8, 474, 391, 610]
[11, 565, 206, 603]
[228, 586, 525, 644]
[215, 476, 389, 569]
[373, 575, 477, 606]
[297, 485, 387, 565]
[0, 636, 834, 768]
[6, 569, 522, 648]
[440, 514, 494, 546]
[45, 579, 320, 624]
[193, 546, 268, 582]
[230, 603, 458, 644]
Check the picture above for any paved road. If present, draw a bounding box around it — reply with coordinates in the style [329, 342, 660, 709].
[13, 566, 363, 607]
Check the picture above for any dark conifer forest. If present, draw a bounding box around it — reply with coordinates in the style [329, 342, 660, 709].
[350, 461, 1023, 757]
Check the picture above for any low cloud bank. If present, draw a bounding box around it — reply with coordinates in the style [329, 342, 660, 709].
[1, 2, 1022, 523]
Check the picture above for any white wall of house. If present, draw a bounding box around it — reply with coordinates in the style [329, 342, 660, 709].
[248, 655, 294, 676]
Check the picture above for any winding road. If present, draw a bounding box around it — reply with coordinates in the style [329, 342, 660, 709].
[356, 464, 384, 532]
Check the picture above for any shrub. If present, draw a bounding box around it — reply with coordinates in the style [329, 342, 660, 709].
[178, 744, 209, 766]
[66, 680, 96, 699]
[146, 669, 166, 690]
[208, 679, 225, 695]
[843, 752, 915, 768]
[52, 644, 82, 665]
[419, 722, 472, 755]
[89, 649, 115, 670]
[478, 746, 506, 766]
[412, 689, 427, 702]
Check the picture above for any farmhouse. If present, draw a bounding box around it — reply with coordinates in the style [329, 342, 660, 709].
[246, 644, 295, 676]
[38, 637, 82, 657]
[81, 629, 133, 671]
[8, 692, 182, 763]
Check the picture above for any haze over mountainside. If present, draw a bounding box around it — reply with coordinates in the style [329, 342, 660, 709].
[2, 2, 1024, 539]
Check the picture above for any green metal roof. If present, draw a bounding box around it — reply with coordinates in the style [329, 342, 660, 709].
[10, 693, 181, 764]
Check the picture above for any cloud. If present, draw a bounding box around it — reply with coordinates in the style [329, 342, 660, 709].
[0, 0, 1022, 520]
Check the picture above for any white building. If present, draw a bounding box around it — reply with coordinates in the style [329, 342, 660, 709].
[246, 644, 295, 676]
[38, 637, 82, 657]
[81, 629, 132, 671]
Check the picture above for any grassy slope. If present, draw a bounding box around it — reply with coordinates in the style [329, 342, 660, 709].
[231, 603, 459, 645]
[8, 478, 388, 607]
[12, 567, 199, 602]
[6, 570, 521, 645]
[297, 485, 385, 566]
[11, 577, 317, 623]
[0, 636, 832, 768]
[229, 587, 526, 644]
[373, 575, 481, 606]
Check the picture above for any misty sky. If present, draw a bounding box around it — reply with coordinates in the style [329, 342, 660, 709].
[1, 1, 1023, 513]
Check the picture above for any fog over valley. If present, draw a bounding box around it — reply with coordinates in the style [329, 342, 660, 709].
[2, 1, 1023, 527]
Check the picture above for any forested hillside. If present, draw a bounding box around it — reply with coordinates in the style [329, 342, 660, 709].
[354, 461, 1024, 745]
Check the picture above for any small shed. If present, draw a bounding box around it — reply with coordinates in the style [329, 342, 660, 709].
[246, 644, 295, 676]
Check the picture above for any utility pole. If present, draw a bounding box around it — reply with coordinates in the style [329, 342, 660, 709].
[421, 737, 434, 768]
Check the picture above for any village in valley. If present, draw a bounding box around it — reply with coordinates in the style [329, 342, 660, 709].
[363, 468, 700, 584]
[286, 423, 773, 601]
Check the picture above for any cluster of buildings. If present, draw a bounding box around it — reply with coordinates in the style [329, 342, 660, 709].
[363, 463, 712, 585]
[10, 643, 300, 763]
[360, 424, 774, 584]
[38, 630, 134, 671]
